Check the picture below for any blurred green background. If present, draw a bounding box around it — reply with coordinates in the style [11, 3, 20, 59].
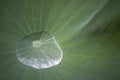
[0, 0, 120, 80]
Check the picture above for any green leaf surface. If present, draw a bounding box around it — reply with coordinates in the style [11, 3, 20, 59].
[0, 0, 120, 80]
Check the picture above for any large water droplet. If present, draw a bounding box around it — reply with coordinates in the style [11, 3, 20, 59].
[16, 31, 63, 69]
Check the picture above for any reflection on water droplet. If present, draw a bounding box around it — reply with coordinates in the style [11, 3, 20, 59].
[32, 40, 41, 47]
[16, 31, 63, 69]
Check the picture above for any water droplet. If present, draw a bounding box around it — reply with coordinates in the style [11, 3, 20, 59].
[16, 31, 63, 69]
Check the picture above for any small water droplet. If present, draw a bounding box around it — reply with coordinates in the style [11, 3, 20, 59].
[16, 31, 63, 69]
